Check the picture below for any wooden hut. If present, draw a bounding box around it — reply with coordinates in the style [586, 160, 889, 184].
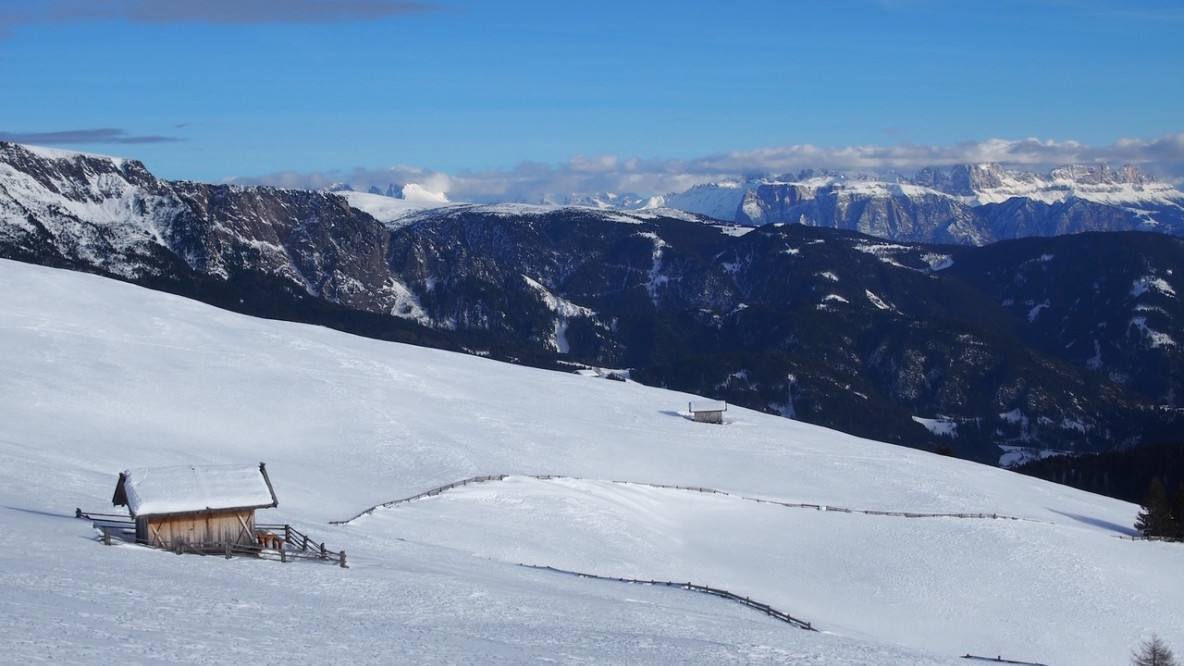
[112, 463, 278, 552]
[688, 399, 727, 424]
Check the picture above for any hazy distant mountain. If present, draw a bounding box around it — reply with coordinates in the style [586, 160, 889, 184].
[3, 141, 1181, 465]
[531, 192, 658, 209]
[653, 164, 1184, 245]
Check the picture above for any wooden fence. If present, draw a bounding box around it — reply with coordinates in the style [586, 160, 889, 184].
[961, 654, 1050, 665]
[333, 474, 1026, 525]
[77, 509, 136, 544]
[331, 474, 508, 524]
[1117, 535, 1182, 542]
[520, 563, 816, 631]
[257, 523, 348, 568]
[599, 478, 1023, 521]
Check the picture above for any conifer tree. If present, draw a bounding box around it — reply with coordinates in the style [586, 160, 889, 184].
[1131, 634, 1179, 666]
[1134, 478, 1175, 538]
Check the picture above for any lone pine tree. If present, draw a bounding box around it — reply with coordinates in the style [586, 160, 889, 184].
[1131, 634, 1179, 666]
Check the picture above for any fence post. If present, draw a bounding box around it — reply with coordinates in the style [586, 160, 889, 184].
[225, 543, 232, 559]
[103, 528, 111, 546]
[320, 542, 327, 558]
[284, 524, 292, 544]
[281, 547, 287, 564]
[339, 551, 347, 568]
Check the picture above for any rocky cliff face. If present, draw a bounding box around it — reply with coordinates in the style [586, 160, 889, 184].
[736, 182, 977, 242]
[3, 142, 1181, 464]
[0, 142, 422, 317]
[0, 142, 185, 276]
[165, 181, 409, 315]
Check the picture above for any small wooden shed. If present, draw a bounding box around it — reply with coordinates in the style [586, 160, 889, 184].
[112, 463, 278, 552]
[689, 399, 727, 424]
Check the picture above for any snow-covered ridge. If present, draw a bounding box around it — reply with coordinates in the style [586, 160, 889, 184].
[663, 163, 1184, 215]
[13, 142, 1183, 246]
[336, 190, 454, 226]
[656, 180, 750, 222]
[645, 163, 1184, 245]
[367, 199, 726, 229]
[18, 142, 129, 167]
[0, 142, 182, 277]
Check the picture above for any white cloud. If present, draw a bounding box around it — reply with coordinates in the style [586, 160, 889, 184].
[232, 133, 1184, 201]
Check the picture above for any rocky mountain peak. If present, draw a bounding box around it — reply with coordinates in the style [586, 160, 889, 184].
[1048, 163, 1152, 185]
[0, 141, 160, 199]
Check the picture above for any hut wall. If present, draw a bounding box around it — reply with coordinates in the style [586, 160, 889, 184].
[693, 410, 724, 424]
[137, 509, 256, 551]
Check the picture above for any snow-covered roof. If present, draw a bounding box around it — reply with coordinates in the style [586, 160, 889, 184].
[113, 463, 278, 517]
[688, 399, 727, 413]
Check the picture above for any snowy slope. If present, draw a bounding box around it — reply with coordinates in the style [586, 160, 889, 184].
[1, 259, 1181, 665]
[337, 190, 453, 226]
[657, 180, 750, 221]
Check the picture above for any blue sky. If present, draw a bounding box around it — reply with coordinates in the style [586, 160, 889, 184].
[2, 0, 1183, 198]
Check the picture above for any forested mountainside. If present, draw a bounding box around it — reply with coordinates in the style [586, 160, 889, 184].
[3, 141, 1181, 464]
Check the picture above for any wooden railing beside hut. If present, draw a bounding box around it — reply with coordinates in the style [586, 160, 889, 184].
[77, 509, 347, 567]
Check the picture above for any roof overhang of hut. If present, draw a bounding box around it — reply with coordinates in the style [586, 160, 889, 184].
[112, 463, 278, 518]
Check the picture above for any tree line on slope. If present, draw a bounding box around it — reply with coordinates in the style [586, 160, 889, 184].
[1014, 442, 1184, 504]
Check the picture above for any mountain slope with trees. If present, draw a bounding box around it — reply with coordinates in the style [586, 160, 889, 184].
[2, 142, 1182, 464]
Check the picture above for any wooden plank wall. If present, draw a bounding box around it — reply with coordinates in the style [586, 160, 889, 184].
[140, 509, 256, 550]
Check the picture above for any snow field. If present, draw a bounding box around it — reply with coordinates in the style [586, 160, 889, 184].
[1, 258, 1181, 664]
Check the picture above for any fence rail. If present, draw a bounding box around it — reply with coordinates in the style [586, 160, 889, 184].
[1118, 535, 1182, 542]
[256, 523, 348, 567]
[520, 564, 816, 631]
[75, 509, 132, 520]
[331, 475, 508, 524]
[601, 479, 1021, 521]
[333, 474, 1025, 525]
[961, 654, 1050, 665]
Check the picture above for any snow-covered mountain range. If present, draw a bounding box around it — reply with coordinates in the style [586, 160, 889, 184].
[343, 161, 1184, 246]
[652, 163, 1184, 244]
[2, 141, 1182, 465]
[2, 257, 1182, 665]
